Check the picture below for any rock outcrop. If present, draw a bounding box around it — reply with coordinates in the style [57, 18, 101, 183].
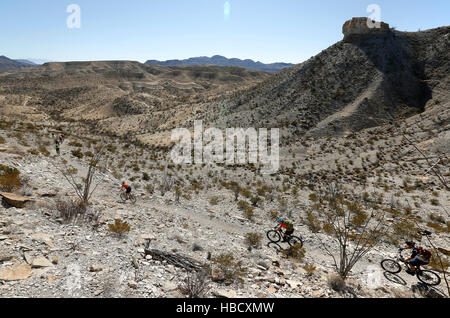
[343, 17, 390, 42]
[0, 192, 33, 208]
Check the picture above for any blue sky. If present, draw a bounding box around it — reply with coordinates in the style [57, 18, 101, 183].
[0, 0, 448, 64]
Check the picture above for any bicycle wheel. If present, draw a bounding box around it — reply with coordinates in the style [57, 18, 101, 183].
[130, 194, 137, 204]
[288, 235, 303, 248]
[380, 259, 402, 274]
[266, 230, 281, 243]
[120, 192, 127, 203]
[417, 270, 441, 286]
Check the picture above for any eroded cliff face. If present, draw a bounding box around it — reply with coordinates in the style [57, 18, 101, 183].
[343, 17, 390, 42]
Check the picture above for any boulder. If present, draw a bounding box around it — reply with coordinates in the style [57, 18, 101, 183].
[31, 256, 54, 268]
[31, 233, 53, 243]
[89, 265, 104, 272]
[0, 192, 34, 208]
[0, 263, 32, 281]
[213, 289, 237, 298]
[128, 280, 138, 289]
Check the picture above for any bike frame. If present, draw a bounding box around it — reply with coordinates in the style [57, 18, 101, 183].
[397, 250, 426, 274]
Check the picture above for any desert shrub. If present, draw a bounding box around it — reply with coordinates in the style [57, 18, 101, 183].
[106, 144, 117, 153]
[268, 209, 278, 220]
[192, 243, 204, 252]
[39, 145, 50, 157]
[174, 185, 182, 202]
[281, 243, 306, 262]
[309, 193, 319, 202]
[142, 172, 150, 181]
[328, 274, 346, 292]
[303, 263, 316, 276]
[391, 219, 421, 243]
[56, 199, 87, 223]
[0, 165, 22, 192]
[428, 255, 450, 273]
[427, 222, 448, 233]
[69, 141, 83, 148]
[310, 183, 388, 280]
[245, 233, 262, 249]
[429, 213, 445, 224]
[178, 270, 210, 298]
[237, 200, 249, 210]
[211, 253, 247, 283]
[108, 219, 131, 238]
[240, 189, 252, 199]
[71, 149, 84, 159]
[305, 210, 321, 233]
[430, 199, 439, 206]
[85, 151, 94, 158]
[0, 136, 5, 144]
[144, 184, 154, 194]
[55, 199, 101, 228]
[250, 196, 261, 207]
[243, 206, 256, 220]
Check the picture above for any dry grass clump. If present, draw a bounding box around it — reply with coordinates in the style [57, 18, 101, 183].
[244, 233, 262, 249]
[281, 243, 306, 263]
[210, 253, 247, 283]
[178, 271, 210, 298]
[303, 263, 316, 276]
[108, 219, 131, 237]
[328, 274, 346, 292]
[0, 165, 22, 192]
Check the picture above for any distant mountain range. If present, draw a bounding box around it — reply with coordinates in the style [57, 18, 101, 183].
[0, 56, 37, 73]
[145, 55, 295, 72]
[23, 58, 55, 65]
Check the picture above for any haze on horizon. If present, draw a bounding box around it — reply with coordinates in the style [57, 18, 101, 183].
[1, 0, 449, 65]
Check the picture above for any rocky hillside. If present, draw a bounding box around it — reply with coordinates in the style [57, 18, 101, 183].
[0, 113, 448, 299]
[146, 55, 294, 73]
[196, 21, 449, 140]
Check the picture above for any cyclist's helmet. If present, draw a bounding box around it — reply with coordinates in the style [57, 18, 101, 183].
[406, 241, 415, 247]
[278, 217, 284, 223]
[122, 181, 125, 185]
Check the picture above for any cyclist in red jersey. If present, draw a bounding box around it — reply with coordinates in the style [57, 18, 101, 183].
[120, 181, 132, 200]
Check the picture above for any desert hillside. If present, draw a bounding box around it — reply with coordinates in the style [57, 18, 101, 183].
[0, 19, 448, 299]
[198, 24, 449, 140]
[0, 61, 270, 135]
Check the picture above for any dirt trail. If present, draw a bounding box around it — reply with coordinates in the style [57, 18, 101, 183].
[139, 197, 252, 236]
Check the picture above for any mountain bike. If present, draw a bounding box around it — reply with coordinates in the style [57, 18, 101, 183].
[266, 227, 303, 248]
[120, 191, 137, 204]
[380, 249, 441, 286]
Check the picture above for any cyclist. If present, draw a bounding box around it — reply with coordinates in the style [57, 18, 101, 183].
[120, 181, 132, 200]
[276, 217, 295, 242]
[58, 134, 65, 145]
[401, 241, 432, 275]
[55, 143, 60, 156]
